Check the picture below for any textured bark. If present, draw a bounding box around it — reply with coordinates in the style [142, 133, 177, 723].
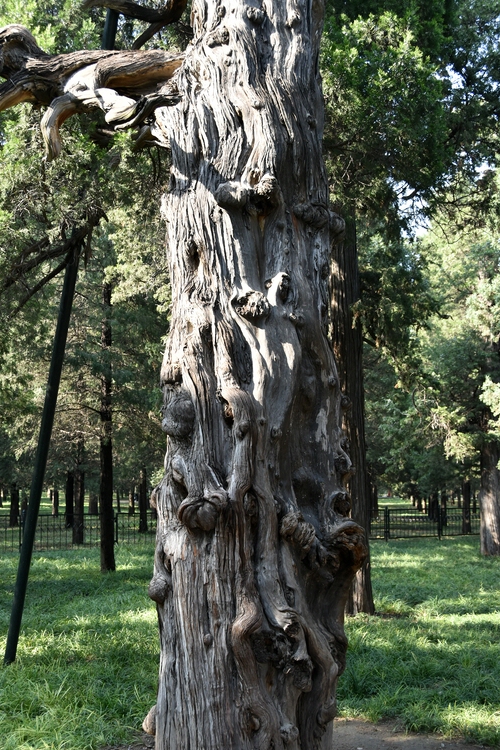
[330, 217, 374, 615]
[479, 441, 500, 555]
[142, 1, 368, 748]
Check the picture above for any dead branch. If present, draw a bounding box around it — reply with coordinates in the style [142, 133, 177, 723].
[0, 24, 185, 158]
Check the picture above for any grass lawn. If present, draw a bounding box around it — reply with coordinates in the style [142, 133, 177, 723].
[338, 537, 500, 745]
[1, 537, 499, 749]
[0, 546, 158, 750]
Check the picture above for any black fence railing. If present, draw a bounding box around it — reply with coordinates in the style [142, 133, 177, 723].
[369, 506, 480, 540]
[0, 511, 157, 553]
[0, 505, 480, 552]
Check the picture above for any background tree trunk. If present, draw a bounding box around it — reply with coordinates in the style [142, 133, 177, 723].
[128, 486, 135, 515]
[73, 442, 85, 545]
[65, 470, 74, 528]
[89, 493, 99, 515]
[100, 280, 115, 571]
[462, 479, 471, 534]
[51, 487, 59, 516]
[330, 216, 374, 615]
[138, 467, 148, 534]
[9, 483, 19, 528]
[479, 441, 500, 555]
[147, 1, 368, 748]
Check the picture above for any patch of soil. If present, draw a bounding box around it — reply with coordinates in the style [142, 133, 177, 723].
[332, 719, 486, 750]
[102, 719, 486, 750]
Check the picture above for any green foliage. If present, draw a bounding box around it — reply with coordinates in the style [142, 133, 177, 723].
[326, 0, 454, 60]
[339, 537, 500, 744]
[323, 10, 448, 224]
[355, 233, 439, 369]
[0, 6, 172, 494]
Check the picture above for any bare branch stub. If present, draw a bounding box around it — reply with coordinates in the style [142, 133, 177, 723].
[0, 23, 185, 159]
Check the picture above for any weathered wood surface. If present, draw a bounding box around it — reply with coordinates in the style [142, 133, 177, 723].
[0, 3, 368, 747]
[149, 0, 367, 747]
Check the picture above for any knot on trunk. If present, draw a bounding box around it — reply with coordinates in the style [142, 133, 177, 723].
[334, 450, 353, 481]
[206, 26, 230, 47]
[162, 391, 195, 438]
[293, 202, 330, 229]
[142, 704, 156, 735]
[216, 173, 280, 215]
[330, 211, 346, 243]
[280, 511, 316, 557]
[233, 290, 271, 321]
[326, 490, 351, 518]
[322, 520, 368, 571]
[148, 571, 171, 604]
[246, 6, 266, 24]
[178, 489, 228, 531]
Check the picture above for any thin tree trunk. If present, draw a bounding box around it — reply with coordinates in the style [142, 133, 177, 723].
[146, 1, 368, 747]
[52, 487, 59, 516]
[440, 490, 447, 527]
[479, 441, 500, 555]
[128, 486, 135, 515]
[65, 470, 74, 528]
[331, 216, 374, 615]
[462, 479, 471, 534]
[89, 493, 99, 515]
[138, 467, 148, 534]
[9, 483, 19, 528]
[73, 443, 85, 545]
[100, 280, 115, 572]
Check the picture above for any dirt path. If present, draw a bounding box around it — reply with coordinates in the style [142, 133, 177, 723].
[103, 719, 486, 750]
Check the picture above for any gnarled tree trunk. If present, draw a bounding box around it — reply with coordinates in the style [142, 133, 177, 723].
[146, 1, 367, 747]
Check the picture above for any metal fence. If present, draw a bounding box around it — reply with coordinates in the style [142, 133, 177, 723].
[0, 511, 157, 553]
[369, 506, 480, 540]
[0, 506, 480, 552]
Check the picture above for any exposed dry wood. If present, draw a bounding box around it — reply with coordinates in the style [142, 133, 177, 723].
[0, 24, 184, 159]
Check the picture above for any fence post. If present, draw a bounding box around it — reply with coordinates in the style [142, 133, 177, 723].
[384, 506, 390, 541]
[437, 504, 442, 540]
[114, 512, 119, 545]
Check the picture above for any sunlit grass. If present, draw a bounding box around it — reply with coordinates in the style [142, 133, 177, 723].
[0, 547, 158, 750]
[1, 537, 499, 748]
[338, 537, 500, 745]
